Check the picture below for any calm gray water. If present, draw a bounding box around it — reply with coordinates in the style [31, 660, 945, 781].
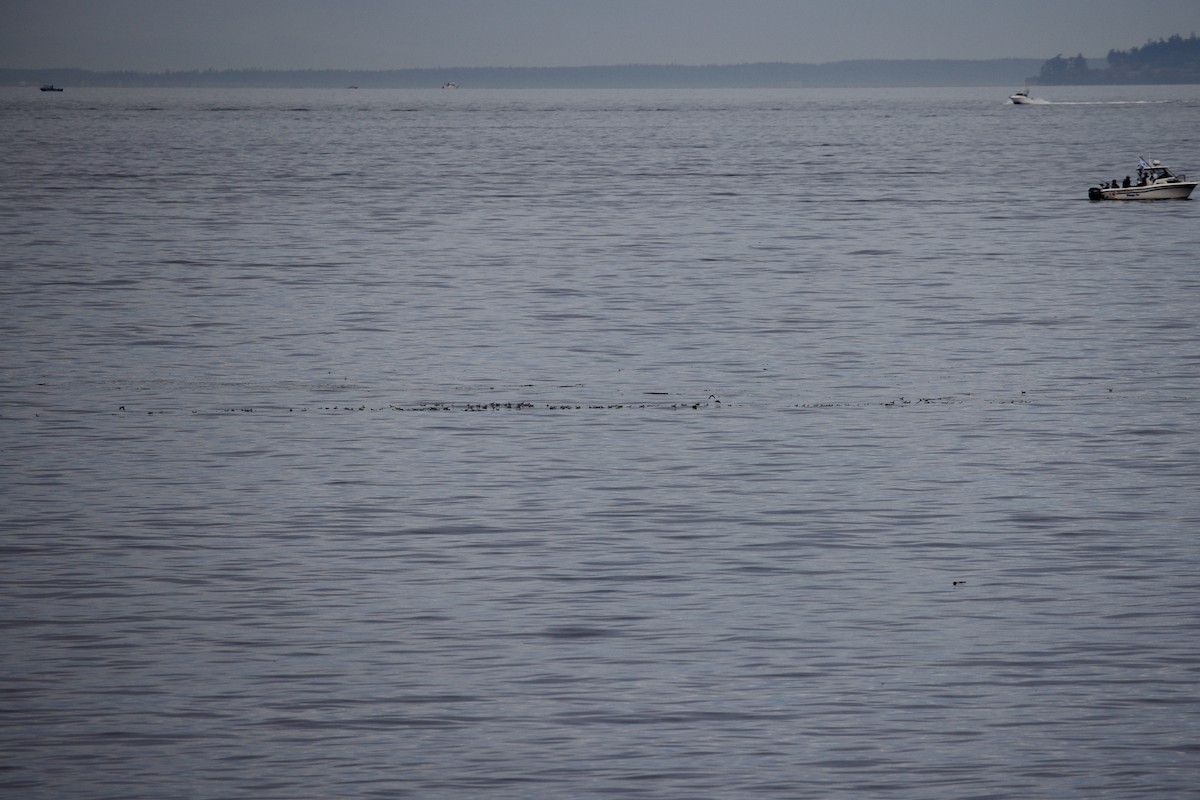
[2, 85, 1200, 798]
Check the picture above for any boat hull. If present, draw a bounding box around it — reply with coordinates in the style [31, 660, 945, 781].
[1090, 182, 1197, 200]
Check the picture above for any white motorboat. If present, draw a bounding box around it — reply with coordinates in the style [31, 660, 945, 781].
[1089, 159, 1197, 200]
[1009, 89, 1037, 104]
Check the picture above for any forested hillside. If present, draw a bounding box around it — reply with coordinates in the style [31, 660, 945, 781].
[1038, 34, 1200, 84]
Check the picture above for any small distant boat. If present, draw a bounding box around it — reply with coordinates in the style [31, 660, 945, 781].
[1009, 89, 1037, 104]
[442, 82, 459, 89]
[1089, 159, 1196, 201]
[39, 84, 64, 92]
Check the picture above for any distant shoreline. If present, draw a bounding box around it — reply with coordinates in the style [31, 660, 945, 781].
[2, 60, 1055, 89]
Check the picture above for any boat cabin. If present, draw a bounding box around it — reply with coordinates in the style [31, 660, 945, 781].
[1142, 162, 1184, 184]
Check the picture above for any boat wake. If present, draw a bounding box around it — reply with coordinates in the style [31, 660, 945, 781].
[1036, 99, 1171, 105]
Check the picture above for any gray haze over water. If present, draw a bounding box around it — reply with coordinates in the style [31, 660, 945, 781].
[2, 85, 1200, 798]
[3, 0, 1200, 70]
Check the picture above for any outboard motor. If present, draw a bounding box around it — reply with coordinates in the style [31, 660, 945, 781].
[1088, 186, 1104, 201]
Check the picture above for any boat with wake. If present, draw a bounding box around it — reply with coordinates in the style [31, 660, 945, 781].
[1089, 159, 1196, 200]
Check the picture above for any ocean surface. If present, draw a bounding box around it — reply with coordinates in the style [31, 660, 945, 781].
[2, 84, 1199, 798]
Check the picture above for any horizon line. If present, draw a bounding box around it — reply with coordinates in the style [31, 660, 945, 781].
[2, 57, 1046, 73]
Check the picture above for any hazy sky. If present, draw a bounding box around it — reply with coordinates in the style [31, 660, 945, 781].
[2, 0, 1197, 71]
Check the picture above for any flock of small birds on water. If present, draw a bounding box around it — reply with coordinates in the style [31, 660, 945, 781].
[99, 392, 1039, 416]
[13, 393, 1038, 417]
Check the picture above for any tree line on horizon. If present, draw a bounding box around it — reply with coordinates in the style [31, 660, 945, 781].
[1037, 33, 1200, 84]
